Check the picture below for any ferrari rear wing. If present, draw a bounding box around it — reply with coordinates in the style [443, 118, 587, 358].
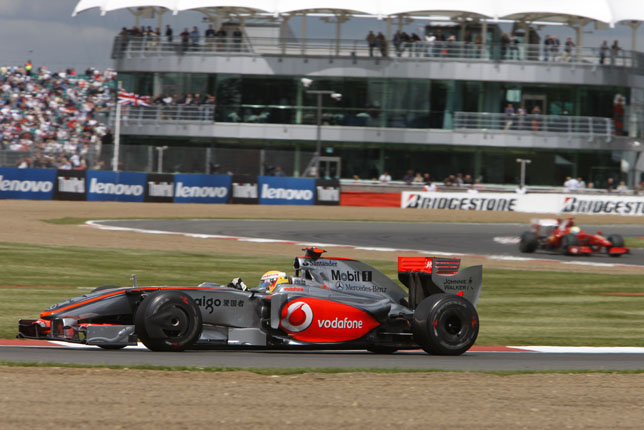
[398, 257, 483, 309]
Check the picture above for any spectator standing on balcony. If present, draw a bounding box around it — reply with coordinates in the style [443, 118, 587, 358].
[616, 181, 628, 193]
[531, 105, 541, 131]
[425, 32, 436, 57]
[550, 35, 560, 61]
[610, 40, 621, 65]
[366, 31, 377, 57]
[216, 26, 227, 51]
[501, 33, 510, 59]
[180, 28, 190, 53]
[165, 25, 173, 43]
[403, 169, 414, 184]
[379, 171, 392, 182]
[393, 30, 403, 57]
[606, 177, 615, 192]
[599, 40, 609, 64]
[411, 33, 422, 57]
[190, 26, 200, 49]
[504, 103, 515, 130]
[564, 37, 575, 62]
[543, 35, 552, 61]
[205, 24, 216, 51]
[233, 27, 243, 51]
[517, 105, 526, 130]
[376, 32, 387, 56]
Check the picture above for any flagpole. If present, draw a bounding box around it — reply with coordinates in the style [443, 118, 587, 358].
[113, 80, 122, 172]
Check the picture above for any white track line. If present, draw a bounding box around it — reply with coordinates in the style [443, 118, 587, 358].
[85, 220, 642, 269]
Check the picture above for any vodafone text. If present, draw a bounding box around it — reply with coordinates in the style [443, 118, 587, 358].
[317, 317, 364, 329]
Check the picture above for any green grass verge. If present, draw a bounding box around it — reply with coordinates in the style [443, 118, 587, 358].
[2, 242, 643, 346]
[625, 237, 644, 249]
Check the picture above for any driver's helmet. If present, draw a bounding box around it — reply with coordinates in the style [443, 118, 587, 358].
[570, 226, 581, 234]
[259, 270, 289, 294]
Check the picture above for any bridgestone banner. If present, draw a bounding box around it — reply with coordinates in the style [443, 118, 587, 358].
[402, 192, 644, 216]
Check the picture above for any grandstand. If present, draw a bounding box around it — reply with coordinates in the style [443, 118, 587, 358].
[0, 65, 115, 170]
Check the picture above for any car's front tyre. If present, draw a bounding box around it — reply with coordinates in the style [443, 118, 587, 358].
[519, 231, 538, 253]
[135, 291, 202, 352]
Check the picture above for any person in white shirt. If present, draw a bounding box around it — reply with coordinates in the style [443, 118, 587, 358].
[378, 171, 392, 182]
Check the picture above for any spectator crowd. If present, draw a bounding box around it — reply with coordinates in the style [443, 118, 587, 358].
[0, 64, 115, 170]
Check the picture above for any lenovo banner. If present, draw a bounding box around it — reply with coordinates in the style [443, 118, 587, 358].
[53, 169, 87, 201]
[86, 171, 146, 202]
[0, 168, 56, 200]
[174, 174, 231, 204]
[258, 176, 315, 205]
[315, 179, 341, 206]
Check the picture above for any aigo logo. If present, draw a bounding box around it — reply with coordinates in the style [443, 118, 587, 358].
[279, 298, 380, 343]
[280, 301, 313, 332]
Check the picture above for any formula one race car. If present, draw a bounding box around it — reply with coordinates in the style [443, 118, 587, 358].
[18, 248, 483, 355]
[519, 217, 629, 257]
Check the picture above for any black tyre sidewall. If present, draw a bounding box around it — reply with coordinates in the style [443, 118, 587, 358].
[519, 231, 537, 253]
[607, 234, 624, 248]
[135, 291, 202, 352]
[561, 233, 579, 253]
[413, 294, 479, 356]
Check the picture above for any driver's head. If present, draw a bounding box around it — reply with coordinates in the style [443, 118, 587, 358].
[259, 270, 288, 294]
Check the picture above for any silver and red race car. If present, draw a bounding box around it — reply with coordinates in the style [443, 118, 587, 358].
[18, 248, 482, 355]
[519, 217, 629, 257]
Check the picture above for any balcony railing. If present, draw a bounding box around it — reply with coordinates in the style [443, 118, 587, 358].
[453, 111, 615, 141]
[116, 105, 617, 141]
[112, 35, 644, 72]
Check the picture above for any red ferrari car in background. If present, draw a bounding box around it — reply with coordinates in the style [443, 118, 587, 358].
[519, 217, 629, 257]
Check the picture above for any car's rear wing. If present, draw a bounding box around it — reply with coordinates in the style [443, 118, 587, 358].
[397, 257, 483, 309]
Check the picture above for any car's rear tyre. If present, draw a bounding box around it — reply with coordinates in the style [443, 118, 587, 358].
[607, 234, 625, 257]
[135, 291, 202, 352]
[561, 233, 579, 254]
[519, 231, 538, 253]
[412, 294, 479, 356]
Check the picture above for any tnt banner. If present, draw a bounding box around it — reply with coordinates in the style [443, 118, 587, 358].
[0, 167, 56, 200]
[53, 169, 87, 201]
[145, 173, 174, 203]
[230, 174, 259, 204]
[86, 171, 146, 202]
[315, 179, 341, 206]
[174, 174, 231, 204]
[258, 176, 315, 205]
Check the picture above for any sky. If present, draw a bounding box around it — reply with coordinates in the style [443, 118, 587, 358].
[1, 1, 644, 73]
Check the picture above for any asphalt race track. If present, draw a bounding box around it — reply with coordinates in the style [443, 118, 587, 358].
[3, 343, 644, 371]
[3, 219, 643, 370]
[92, 219, 644, 266]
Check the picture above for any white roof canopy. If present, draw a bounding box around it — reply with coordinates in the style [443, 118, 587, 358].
[72, 0, 644, 25]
